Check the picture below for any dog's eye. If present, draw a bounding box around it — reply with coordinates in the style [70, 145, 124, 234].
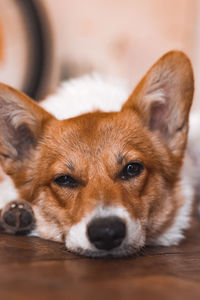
[120, 162, 144, 180]
[53, 175, 78, 188]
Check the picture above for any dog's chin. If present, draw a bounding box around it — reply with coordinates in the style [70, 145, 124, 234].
[66, 244, 141, 258]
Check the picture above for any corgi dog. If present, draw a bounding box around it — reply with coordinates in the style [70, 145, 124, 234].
[0, 51, 198, 257]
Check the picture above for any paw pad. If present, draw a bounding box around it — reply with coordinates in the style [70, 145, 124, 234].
[1, 200, 35, 234]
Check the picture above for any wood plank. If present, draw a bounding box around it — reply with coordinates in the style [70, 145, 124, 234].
[0, 217, 200, 299]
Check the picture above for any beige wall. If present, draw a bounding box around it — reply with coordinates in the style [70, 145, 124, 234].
[41, 0, 200, 108]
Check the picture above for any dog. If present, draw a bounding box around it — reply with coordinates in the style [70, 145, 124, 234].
[0, 51, 198, 257]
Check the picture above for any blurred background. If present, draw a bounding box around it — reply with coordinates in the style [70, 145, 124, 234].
[0, 0, 199, 108]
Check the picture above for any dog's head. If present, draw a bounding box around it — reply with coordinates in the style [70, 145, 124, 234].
[0, 51, 194, 257]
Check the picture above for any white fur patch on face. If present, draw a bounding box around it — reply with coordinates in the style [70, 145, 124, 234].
[65, 205, 145, 257]
[0, 168, 19, 210]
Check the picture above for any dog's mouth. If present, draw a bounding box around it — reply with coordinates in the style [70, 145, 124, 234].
[64, 206, 146, 258]
[67, 243, 141, 258]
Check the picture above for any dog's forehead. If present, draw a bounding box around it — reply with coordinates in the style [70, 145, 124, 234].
[44, 110, 154, 166]
[58, 111, 146, 149]
[65, 110, 141, 137]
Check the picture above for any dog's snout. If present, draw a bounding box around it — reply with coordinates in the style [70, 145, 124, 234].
[87, 217, 126, 251]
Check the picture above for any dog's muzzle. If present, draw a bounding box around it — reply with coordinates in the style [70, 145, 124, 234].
[87, 216, 126, 250]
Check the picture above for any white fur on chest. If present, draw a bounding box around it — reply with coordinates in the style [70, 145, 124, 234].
[0, 168, 19, 209]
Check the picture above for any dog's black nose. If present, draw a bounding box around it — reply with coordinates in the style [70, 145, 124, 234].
[87, 217, 126, 251]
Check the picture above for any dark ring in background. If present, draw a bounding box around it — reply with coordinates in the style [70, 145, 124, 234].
[17, 0, 53, 100]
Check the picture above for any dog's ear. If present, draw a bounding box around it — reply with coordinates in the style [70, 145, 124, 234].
[122, 51, 194, 156]
[0, 83, 53, 169]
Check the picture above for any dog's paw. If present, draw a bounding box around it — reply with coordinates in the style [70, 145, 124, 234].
[0, 200, 35, 234]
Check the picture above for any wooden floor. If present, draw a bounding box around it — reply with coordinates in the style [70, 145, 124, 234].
[0, 218, 200, 300]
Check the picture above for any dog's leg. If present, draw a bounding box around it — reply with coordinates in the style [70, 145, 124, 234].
[0, 167, 35, 234]
[0, 199, 35, 234]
